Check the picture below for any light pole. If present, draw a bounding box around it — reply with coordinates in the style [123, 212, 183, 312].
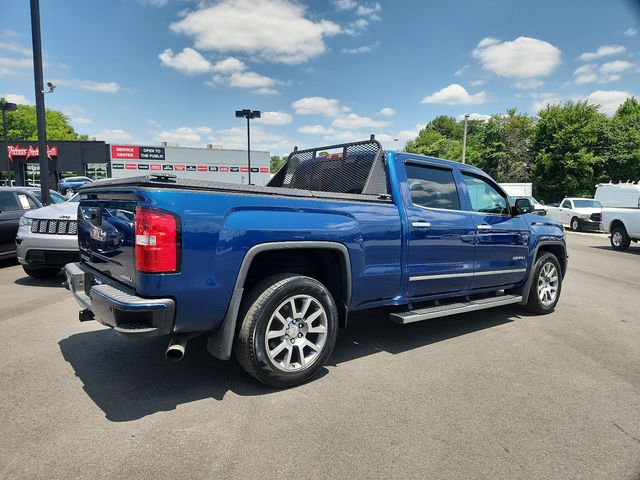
[30, 0, 51, 205]
[462, 113, 470, 164]
[235, 109, 260, 185]
[1, 101, 18, 183]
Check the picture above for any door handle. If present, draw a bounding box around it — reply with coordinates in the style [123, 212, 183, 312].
[411, 221, 432, 229]
[477, 224, 492, 232]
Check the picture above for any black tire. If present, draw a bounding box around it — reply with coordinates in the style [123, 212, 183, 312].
[525, 252, 562, 315]
[570, 217, 581, 231]
[234, 274, 338, 388]
[610, 226, 631, 251]
[22, 266, 61, 279]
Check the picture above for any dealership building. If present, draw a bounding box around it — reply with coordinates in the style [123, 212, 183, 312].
[0, 141, 271, 188]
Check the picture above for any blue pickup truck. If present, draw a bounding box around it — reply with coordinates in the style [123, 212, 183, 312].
[64, 138, 567, 387]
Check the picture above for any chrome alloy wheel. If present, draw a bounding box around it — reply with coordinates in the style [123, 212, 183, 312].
[264, 294, 328, 372]
[537, 262, 559, 307]
[612, 231, 623, 248]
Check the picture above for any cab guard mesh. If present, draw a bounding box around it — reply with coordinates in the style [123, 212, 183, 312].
[267, 137, 388, 196]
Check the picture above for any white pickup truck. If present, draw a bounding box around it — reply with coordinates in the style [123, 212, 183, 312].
[602, 209, 640, 251]
[545, 198, 603, 231]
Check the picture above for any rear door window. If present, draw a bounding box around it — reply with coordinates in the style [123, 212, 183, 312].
[406, 164, 461, 210]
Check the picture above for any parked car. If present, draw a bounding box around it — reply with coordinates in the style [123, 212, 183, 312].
[511, 195, 546, 215]
[58, 176, 93, 195]
[0, 187, 64, 260]
[546, 197, 603, 231]
[64, 138, 567, 387]
[595, 181, 640, 208]
[16, 196, 80, 278]
[602, 207, 640, 251]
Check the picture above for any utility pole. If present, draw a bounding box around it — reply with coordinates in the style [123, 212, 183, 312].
[462, 113, 470, 164]
[30, 0, 51, 205]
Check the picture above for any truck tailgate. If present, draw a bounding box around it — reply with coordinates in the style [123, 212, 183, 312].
[77, 197, 137, 288]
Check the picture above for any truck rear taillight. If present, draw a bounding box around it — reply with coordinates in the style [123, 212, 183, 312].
[135, 207, 180, 273]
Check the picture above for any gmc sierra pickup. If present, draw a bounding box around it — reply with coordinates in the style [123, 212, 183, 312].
[64, 138, 568, 387]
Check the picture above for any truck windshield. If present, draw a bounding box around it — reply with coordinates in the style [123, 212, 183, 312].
[574, 200, 602, 208]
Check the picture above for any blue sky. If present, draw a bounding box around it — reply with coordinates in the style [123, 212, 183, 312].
[2, 0, 639, 154]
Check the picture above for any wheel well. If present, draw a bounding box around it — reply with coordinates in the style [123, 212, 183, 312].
[536, 244, 566, 276]
[242, 248, 349, 327]
[610, 219, 626, 232]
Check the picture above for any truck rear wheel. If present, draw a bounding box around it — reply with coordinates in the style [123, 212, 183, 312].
[525, 252, 562, 314]
[234, 274, 338, 388]
[610, 227, 631, 251]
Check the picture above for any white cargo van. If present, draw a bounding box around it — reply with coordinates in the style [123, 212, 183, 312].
[595, 182, 640, 208]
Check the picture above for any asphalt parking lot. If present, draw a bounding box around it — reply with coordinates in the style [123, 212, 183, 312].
[0, 231, 639, 480]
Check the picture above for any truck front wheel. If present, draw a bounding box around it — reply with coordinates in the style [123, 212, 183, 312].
[525, 252, 562, 314]
[235, 274, 338, 388]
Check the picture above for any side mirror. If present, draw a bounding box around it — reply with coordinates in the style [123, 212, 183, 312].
[514, 198, 532, 215]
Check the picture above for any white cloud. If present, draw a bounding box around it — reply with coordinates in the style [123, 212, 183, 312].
[572, 61, 634, 85]
[2, 93, 29, 104]
[254, 111, 292, 125]
[333, 0, 357, 10]
[456, 113, 491, 121]
[356, 3, 381, 20]
[227, 71, 275, 88]
[159, 47, 214, 75]
[515, 79, 544, 89]
[375, 123, 424, 145]
[421, 83, 487, 105]
[578, 45, 625, 61]
[94, 129, 133, 142]
[599, 60, 634, 75]
[0, 56, 32, 77]
[252, 87, 279, 95]
[147, 119, 161, 128]
[331, 113, 388, 130]
[473, 36, 561, 80]
[0, 41, 32, 57]
[625, 28, 638, 37]
[343, 18, 369, 35]
[297, 124, 335, 135]
[378, 107, 396, 116]
[292, 96, 342, 117]
[342, 42, 379, 54]
[209, 125, 291, 152]
[158, 126, 212, 144]
[211, 57, 246, 73]
[530, 92, 568, 112]
[53, 78, 120, 93]
[170, 0, 341, 64]
[73, 117, 93, 125]
[469, 79, 487, 87]
[587, 90, 632, 114]
[454, 65, 469, 76]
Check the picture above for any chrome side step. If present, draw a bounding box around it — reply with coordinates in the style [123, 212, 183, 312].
[390, 294, 522, 324]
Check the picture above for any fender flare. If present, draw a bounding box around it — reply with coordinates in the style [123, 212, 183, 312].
[207, 241, 352, 360]
[518, 240, 567, 305]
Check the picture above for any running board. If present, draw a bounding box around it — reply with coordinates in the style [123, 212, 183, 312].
[390, 294, 522, 324]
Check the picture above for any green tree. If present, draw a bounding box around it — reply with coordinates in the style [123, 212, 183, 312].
[270, 154, 286, 173]
[482, 109, 534, 183]
[0, 100, 84, 141]
[530, 101, 608, 201]
[605, 97, 640, 182]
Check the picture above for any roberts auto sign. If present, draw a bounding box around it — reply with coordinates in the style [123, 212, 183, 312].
[7, 144, 58, 162]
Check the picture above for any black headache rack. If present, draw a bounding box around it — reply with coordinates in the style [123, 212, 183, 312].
[268, 136, 389, 196]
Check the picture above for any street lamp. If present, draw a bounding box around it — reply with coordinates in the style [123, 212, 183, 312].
[462, 113, 470, 164]
[235, 109, 261, 185]
[30, 0, 51, 205]
[1, 100, 18, 185]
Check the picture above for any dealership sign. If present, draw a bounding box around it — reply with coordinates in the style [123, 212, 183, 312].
[7, 144, 58, 162]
